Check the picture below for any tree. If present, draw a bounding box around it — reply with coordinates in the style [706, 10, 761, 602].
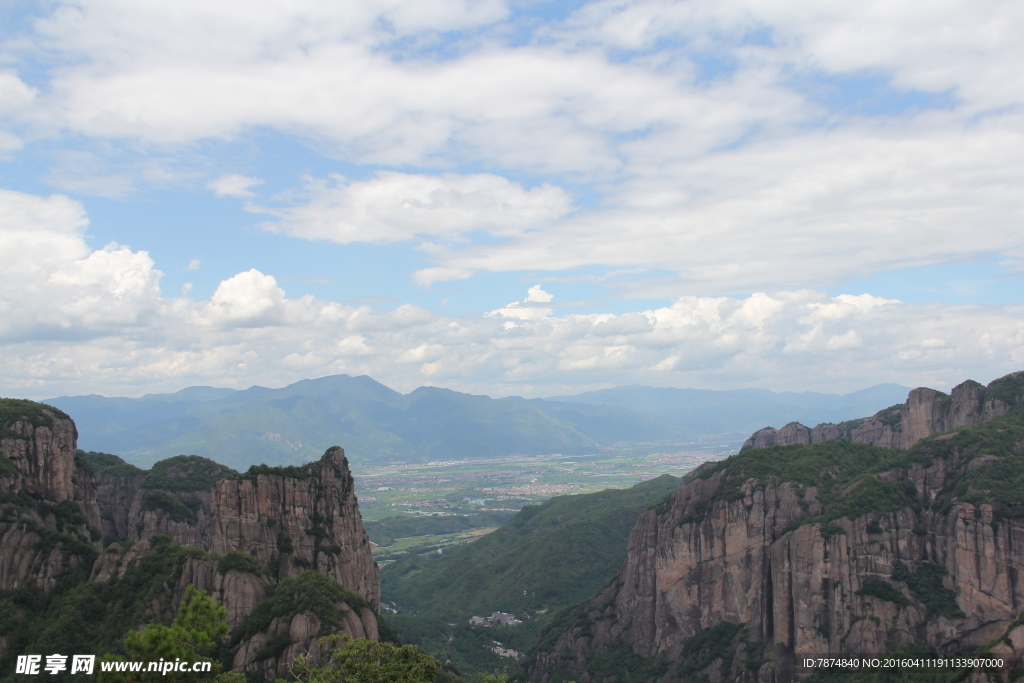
[293, 636, 440, 683]
[99, 585, 229, 683]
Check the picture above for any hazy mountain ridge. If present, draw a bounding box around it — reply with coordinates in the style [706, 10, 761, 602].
[45, 375, 910, 470]
[544, 383, 912, 435]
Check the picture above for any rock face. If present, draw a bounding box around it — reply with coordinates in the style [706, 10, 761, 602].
[100, 448, 379, 608]
[207, 449, 379, 606]
[0, 404, 101, 590]
[93, 470, 144, 541]
[742, 374, 1021, 452]
[524, 374, 1024, 683]
[0, 399, 382, 678]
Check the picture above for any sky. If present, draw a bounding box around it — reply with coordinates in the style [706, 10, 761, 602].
[0, 0, 1022, 399]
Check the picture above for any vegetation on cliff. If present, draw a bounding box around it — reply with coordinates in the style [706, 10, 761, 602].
[142, 489, 200, 525]
[293, 636, 439, 683]
[0, 535, 391, 683]
[230, 570, 387, 657]
[98, 585, 230, 683]
[523, 394, 1024, 683]
[0, 399, 71, 439]
[141, 455, 238, 492]
[697, 402, 1024, 531]
[78, 450, 145, 477]
[0, 535, 212, 681]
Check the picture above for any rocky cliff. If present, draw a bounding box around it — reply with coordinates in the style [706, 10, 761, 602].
[0, 401, 101, 591]
[742, 373, 1023, 452]
[0, 399, 383, 679]
[524, 373, 1024, 683]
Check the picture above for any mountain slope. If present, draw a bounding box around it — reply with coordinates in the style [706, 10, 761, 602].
[380, 475, 682, 676]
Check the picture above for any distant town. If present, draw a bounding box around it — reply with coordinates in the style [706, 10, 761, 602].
[469, 612, 522, 627]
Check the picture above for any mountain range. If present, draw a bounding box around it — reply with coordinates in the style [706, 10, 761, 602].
[44, 375, 910, 470]
[6, 372, 1024, 682]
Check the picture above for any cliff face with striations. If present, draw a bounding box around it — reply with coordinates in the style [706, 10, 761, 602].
[208, 449, 379, 606]
[525, 372, 1024, 683]
[0, 402, 101, 591]
[0, 399, 382, 679]
[742, 373, 1021, 452]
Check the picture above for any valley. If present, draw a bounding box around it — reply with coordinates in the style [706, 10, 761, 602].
[352, 441, 734, 561]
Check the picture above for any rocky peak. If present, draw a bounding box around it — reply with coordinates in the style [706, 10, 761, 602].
[525, 412, 1024, 682]
[741, 371, 1022, 452]
[1, 398, 383, 680]
[208, 446, 379, 607]
[0, 400, 102, 590]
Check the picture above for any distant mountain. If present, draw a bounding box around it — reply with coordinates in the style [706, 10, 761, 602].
[45, 375, 910, 470]
[47, 376, 604, 469]
[541, 383, 911, 436]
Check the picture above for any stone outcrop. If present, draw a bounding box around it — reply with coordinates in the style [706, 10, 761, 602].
[101, 448, 379, 608]
[524, 383, 1024, 683]
[742, 373, 1022, 452]
[0, 404, 101, 590]
[0, 406, 101, 527]
[0, 399, 382, 679]
[231, 598, 380, 679]
[93, 470, 144, 540]
[208, 449, 379, 606]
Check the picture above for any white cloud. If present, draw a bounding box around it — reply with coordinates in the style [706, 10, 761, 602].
[421, 114, 1024, 293]
[208, 174, 263, 198]
[488, 285, 555, 320]
[525, 285, 553, 303]
[0, 190, 163, 341]
[0, 189, 1021, 397]
[1, 0, 1020, 297]
[185, 258, 201, 270]
[208, 269, 287, 326]
[412, 267, 476, 288]
[258, 172, 572, 244]
[0, 2, 1022, 398]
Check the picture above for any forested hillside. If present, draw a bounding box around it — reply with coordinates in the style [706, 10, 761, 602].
[380, 475, 681, 676]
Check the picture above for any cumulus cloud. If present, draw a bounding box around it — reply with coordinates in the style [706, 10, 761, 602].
[258, 172, 572, 244]
[208, 269, 287, 326]
[525, 285, 553, 303]
[0, 190, 163, 342]
[0, 3, 1022, 397]
[3, 0, 1022, 295]
[488, 285, 556, 321]
[1, 189, 1021, 399]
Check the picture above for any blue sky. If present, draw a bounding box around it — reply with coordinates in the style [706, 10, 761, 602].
[1, 0, 1022, 399]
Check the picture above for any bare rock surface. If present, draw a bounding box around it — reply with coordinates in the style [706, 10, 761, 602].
[525, 395, 1024, 683]
[1, 399, 382, 679]
[742, 374, 1021, 452]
